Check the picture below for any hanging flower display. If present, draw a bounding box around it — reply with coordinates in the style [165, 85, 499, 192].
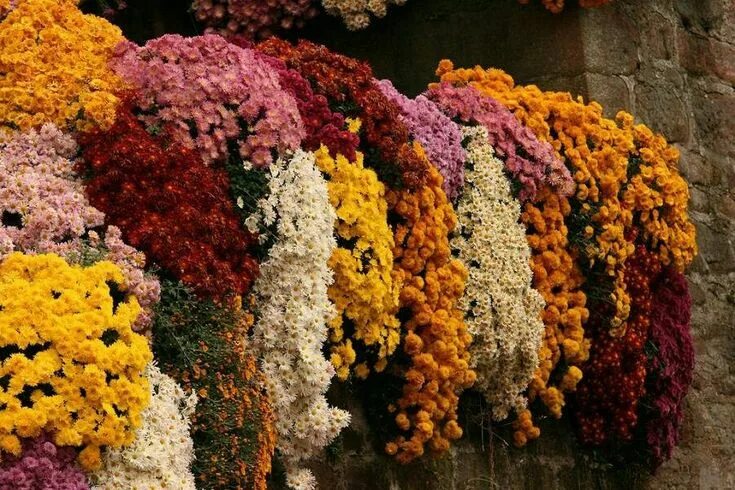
[452, 125, 545, 421]
[0, 1, 701, 487]
[0, 253, 152, 470]
[249, 149, 350, 488]
[315, 146, 402, 380]
[0, 0, 124, 132]
[109, 34, 304, 167]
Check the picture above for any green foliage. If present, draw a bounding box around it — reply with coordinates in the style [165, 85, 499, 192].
[153, 279, 274, 490]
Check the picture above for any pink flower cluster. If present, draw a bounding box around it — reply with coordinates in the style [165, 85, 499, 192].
[0, 125, 159, 331]
[193, 0, 319, 39]
[110, 34, 305, 167]
[426, 82, 573, 202]
[646, 268, 694, 470]
[233, 36, 359, 160]
[0, 124, 103, 258]
[0, 435, 89, 490]
[377, 79, 466, 200]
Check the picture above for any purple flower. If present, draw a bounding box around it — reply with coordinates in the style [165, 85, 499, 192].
[0, 435, 89, 490]
[645, 268, 694, 470]
[377, 79, 466, 200]
[426, 82, 573, 202]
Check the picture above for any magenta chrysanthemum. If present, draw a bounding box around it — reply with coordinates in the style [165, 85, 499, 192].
[0, 435, 89, 490]
[377, 79, 465, 200]
[426, 82, 573, 202]
[110, 34, 305, 167]
[646, 268, 694, 470]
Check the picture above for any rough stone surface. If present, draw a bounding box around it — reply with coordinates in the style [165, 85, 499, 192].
[110, 0, 734, 488]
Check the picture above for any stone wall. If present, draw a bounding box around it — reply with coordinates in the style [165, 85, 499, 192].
[110, 1, 735, 487]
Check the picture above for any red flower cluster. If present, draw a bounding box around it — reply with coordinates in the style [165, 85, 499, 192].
[257, 38, 429, 189]
[646, 268, 694, 470]
[79, 103, 259, 300]
[574, 246, 662, 445]
[231, 36, 359, 160]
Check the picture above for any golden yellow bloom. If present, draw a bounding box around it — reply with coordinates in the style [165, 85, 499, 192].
[345, 117, 362, 134]
[434, 60, 696, 334]
[0, 0, 124, 132]
[0, 253, 151, 469]
[384, 145, 475, 464]
[315, 146, 402, 379]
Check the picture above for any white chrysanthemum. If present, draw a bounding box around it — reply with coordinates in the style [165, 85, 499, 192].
[91, 364, 197, 490]
[454, 125, 546, 421]
[321, 0, 408, 30]
[250, 149, 350, 488]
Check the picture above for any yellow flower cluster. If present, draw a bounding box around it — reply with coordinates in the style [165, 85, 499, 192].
[0, 0, 124, 132]
[383, 146, 475, 464]
[314, 146, 402, 380]
[434, 61, 696, 334]
[519, 187, 589, 444]
[0, 252, 151, 469]
[618, 114, 697, 271]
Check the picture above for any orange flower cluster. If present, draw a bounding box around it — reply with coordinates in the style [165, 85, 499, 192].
[517, 0, 612, 13]
[435, 62, 696, 335]
[383, 148, 475, 463]
[517, 187, 589, 444]
[153, 283, 275, 490]
[619, 115, 697, 272]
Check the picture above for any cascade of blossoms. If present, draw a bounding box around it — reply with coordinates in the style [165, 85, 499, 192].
[91, 365, 197, 489]
[377, 79, 467, 200]
[452, 125, 545, 421]
[0, 125, 160, 330]
[256, 38, 430, 190]
[575, 245, 661, 446]
[645, 268, 694, 470]
[0, 435, 89, 490]
[0, 253, 152, 470]
[249, 150, 350, 490]
[314, 146, 402, 380]
[110, 34, 304, 167]
[153, 280, 276, 490]
[0, 0, 124, 132]
[435, 62, 697, 336]
[383, 145, 475, 463]
[425, 81, 573, 203]
[79, 104, 259, 300]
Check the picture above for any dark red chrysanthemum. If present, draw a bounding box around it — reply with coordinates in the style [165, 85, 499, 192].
[78, 101, 259, 300]
[257, 38, 430, 189]
[574, 246, 661, 446]
[645, 268, 694, 470]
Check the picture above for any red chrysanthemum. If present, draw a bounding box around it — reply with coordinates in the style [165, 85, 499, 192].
[78, 101, 259, 300]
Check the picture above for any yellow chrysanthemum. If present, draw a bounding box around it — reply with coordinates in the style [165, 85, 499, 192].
[0, 253, 151, 469]
[315, 146, 401, 380]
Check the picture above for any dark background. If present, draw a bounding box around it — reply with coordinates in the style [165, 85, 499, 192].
[95, 0, 586, 96]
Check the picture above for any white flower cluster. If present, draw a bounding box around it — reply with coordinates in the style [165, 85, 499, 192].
[91, 364, 197, 490]
[250, 149, 350, 490]
[454, 125, 545, 421]
[322, 0, 408, 30]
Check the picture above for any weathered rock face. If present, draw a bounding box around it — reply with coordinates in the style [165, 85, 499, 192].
[111, 1, 734, 488]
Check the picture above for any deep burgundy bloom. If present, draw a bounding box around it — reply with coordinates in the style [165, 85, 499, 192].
[0, 435, 88, 490]
[79, 102, 259, 300]
[645, 268, 694, 470]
